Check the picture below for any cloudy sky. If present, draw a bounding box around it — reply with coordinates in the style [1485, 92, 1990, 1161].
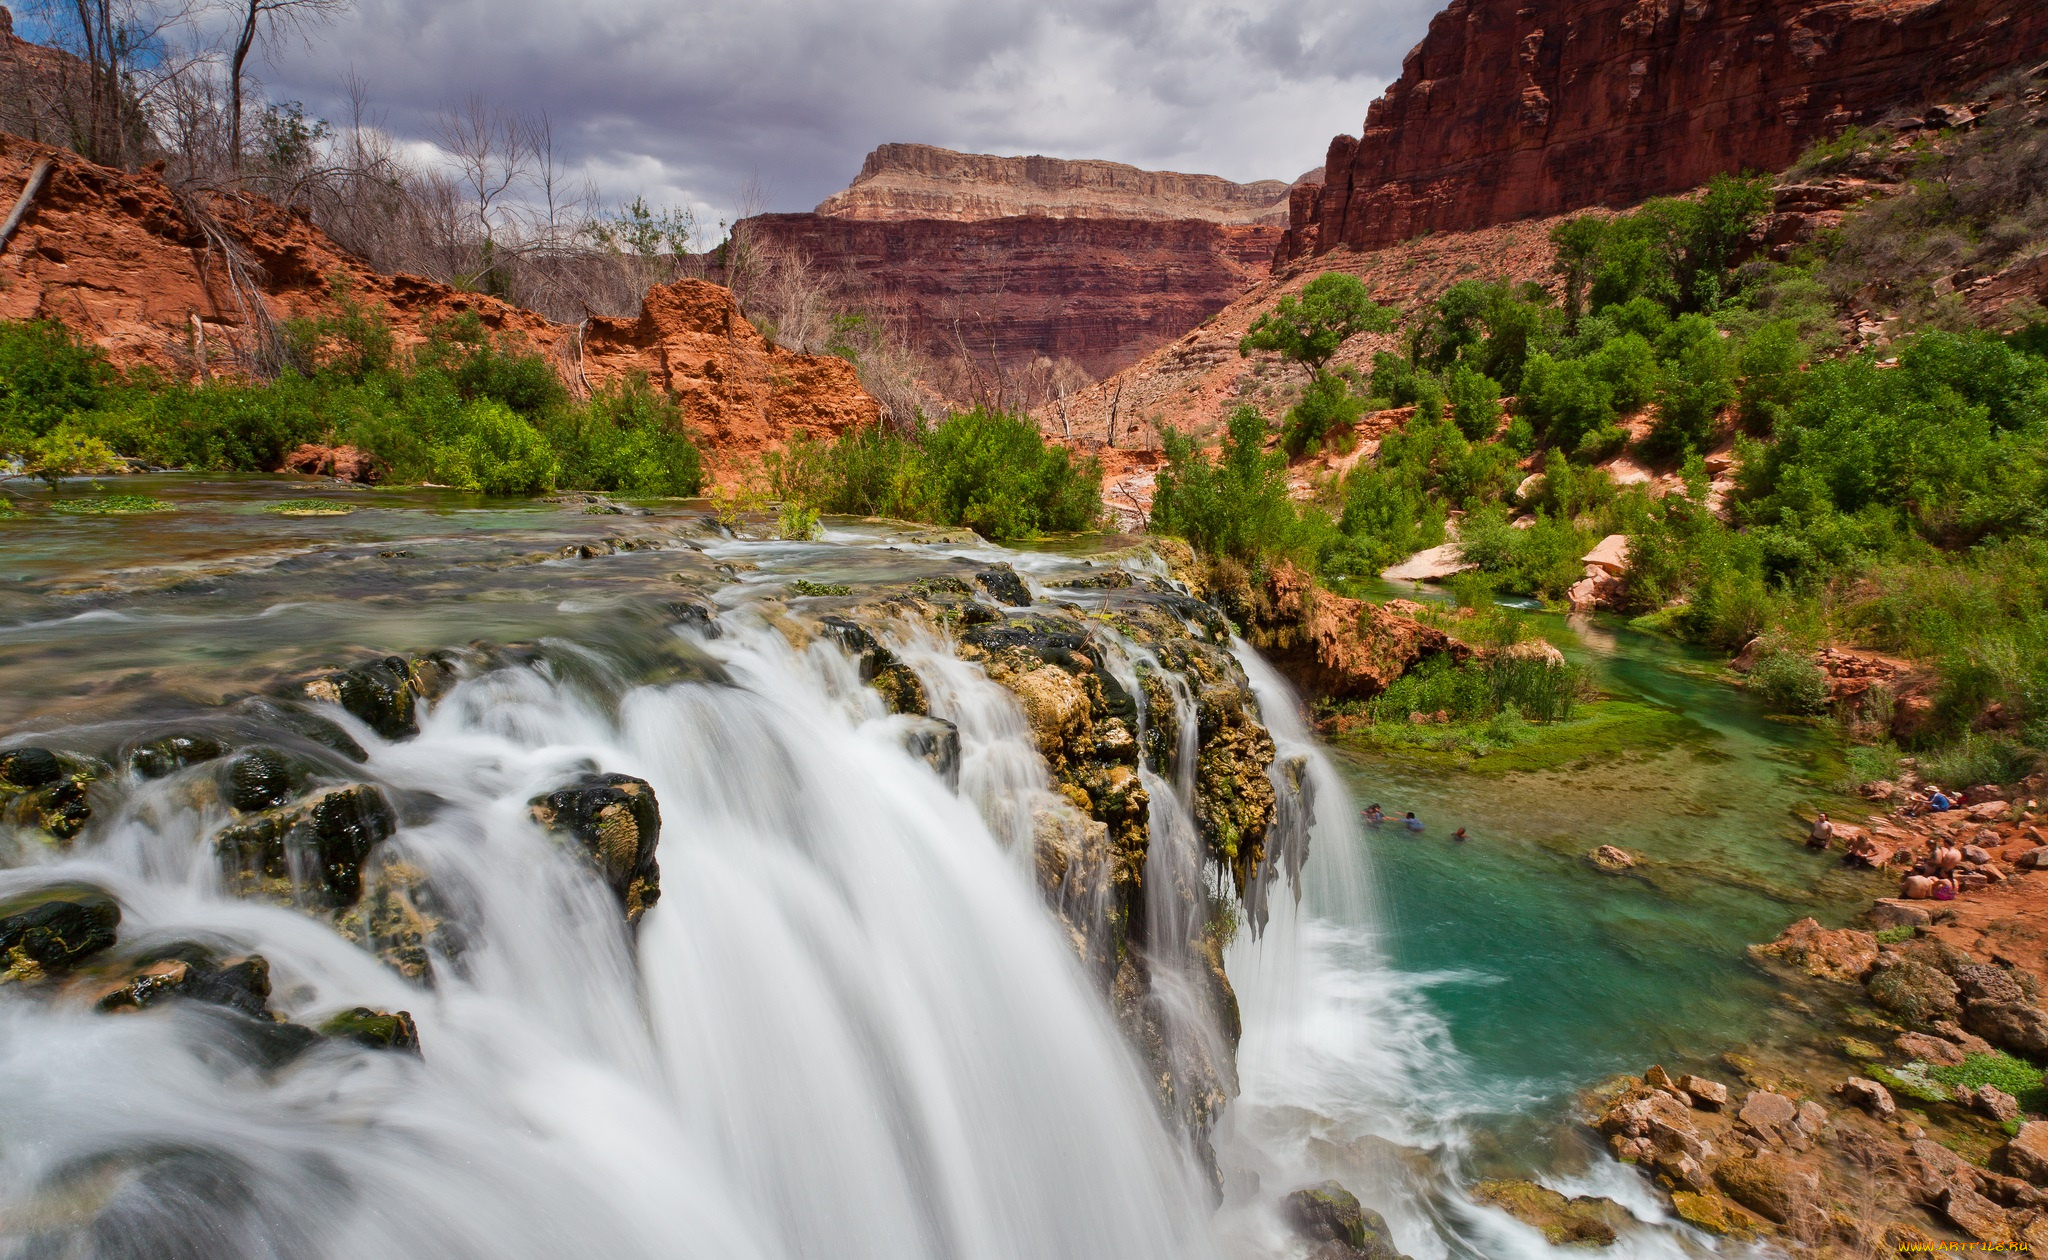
[221, 0, 1439, 223]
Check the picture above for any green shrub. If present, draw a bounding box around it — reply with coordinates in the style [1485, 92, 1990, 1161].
[1153, 404, 1315, 566]
[1874, 926, 1916, 945]
[541, 374, 703, 496]
[1240, 273, 1394, 375]
[0, 319, 115, 449]
[1447, 364, 1502, 441]
[1918, 735, 2036, 789]
[1282, 370, 1366, 457]
[915, 408, 1102, 540]
[1747, 647, 1830, 714]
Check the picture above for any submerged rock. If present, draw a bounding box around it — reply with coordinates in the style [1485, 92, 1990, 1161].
[96, 951, 273, 1020]
[974, 563, 1032, 607]
[233, 698, 369, 762]
[0, 746, 96, 842]
[302, 656, 422, 740]
[1749, 918, 1878, 985]
[529, 773, 662, 924]
[0, 893, 120, 979]
[898, 717, 961, 790]
[1283, 1181, 1411, 1259]
[223, 747, 305, 812]
[215, 784, 399, 907]
[128, 732, 227, 779]
[1472, 1179, 1627, 1246]
[321, 1006, 421, 1055]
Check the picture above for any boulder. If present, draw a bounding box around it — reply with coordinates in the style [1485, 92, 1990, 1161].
[1955, 963, 2026, 1005]
[0, 747, 95, 842]
[97, 951, 272, 1020]
[1748, 918, 1877, 984]
[215, 784, 398, 907]
[973, 564, 1033, 607]
[1283, 1182, 1411, 1260]
[1712, 1152, 1814, 1224]
[1964, 1001, 2048, 1055]
[529, 773, 663, 924]
[302, 656, 424, 741]
[0, 747, 65, 788]
[223, 747, 304, 812]
[1677, 1075, 1729, 1110]
[1668, 1190, 1756, 1239]
[2000, 1122, 2048, 1186]
[1835, 1077, 1896, 1118]
[898, 717, 961, 790]
[1969, 801, 2013, 822]
[1866, 954, 1962, 1025]
[0, 894, 120, 978]
[1895, 1031, 1967, 1066]
[1965, 1084, 2022, 1125]
[1870, 899, 1933, 929]
[1936, 1183, 2015, 1244]
[1736, 1090, 1799, 1140]
[320, 1007, 422, 1055]
[128, 732, 226, 779]
[1471, 1180, 1627, 1246]
[1588, 845, 1637, 872]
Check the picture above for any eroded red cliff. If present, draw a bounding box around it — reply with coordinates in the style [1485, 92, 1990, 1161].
[1279, 0, 2048, 262]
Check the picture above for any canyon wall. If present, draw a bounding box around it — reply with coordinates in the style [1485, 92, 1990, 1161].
[816, 143, 1295, 224]
[1278, 0, 2048, 263]
[740, 210, 1280, 379]
[0, 136, 874, 474]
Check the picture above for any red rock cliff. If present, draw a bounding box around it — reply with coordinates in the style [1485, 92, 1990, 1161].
[818, 143, 1295, 224]
[1279, 0, 2048, 262]
[0, 136, 874, 474]
[739, 211, 1281, 379]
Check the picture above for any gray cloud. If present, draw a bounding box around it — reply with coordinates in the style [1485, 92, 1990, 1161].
[252, 0, 1442, 221]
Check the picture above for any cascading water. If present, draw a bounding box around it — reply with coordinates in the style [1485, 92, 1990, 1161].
[0, 481, 1773, 1260]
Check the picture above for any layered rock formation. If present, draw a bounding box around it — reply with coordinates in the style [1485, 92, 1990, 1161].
[0, 136, 875, 472]
[1278, 0, 2048, 262]
[738, 211, 1280, 378]
[816, 143, 1295, 224]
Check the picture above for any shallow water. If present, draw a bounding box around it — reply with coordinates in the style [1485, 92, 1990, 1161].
[0, 476, 1870, 1258]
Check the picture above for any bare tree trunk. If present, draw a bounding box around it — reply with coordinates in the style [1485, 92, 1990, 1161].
[0, 158, 55, 254]
[229, 1, 256, 174]
[1107, 378, 1123, 448]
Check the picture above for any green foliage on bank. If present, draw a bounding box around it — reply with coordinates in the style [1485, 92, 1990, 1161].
[1146, 130, 2048, 770]
[0, 283, 703, 498]
[765, 408, 1104, 543]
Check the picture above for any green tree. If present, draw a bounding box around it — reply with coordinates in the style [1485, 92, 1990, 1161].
[1240, 273, 1394, 377]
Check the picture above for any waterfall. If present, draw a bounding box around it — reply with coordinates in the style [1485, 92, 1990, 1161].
[0, 612, 1214, 1260]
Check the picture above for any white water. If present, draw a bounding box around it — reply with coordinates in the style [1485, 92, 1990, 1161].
[0, 613, 1212, 1260]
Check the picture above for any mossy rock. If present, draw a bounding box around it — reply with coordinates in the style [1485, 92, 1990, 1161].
[1472, 1179, 1627, 1246]
[974, 564, 1032, 607]
[215, 784, 398, 907]
[97, 951, 272, 1020]
[873, 662, 929, 716]
[321, 1006, 421, 1055]
[1283, 1181, 1411, 1259]
[529, 773, 662, 924]
[1838, 1036, 1887, 1062]
[128, 732, 227, 780]
[1670, 1190, 1757, 1240]
[255, 499, 356, 516]
[1867, 955, 1962, 1026]
[302, 656, 421, 741]
[0, 747, 98, 842]
[0, 889, 120, 980]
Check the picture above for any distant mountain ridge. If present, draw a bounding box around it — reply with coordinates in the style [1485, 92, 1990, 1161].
[815, 143, 1301, 226]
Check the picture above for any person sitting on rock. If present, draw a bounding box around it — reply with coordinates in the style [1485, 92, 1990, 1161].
[1362, 804, 1385, 825]
[1933, 876, 1959, 901]
[1929, 787, 1954, 812]
[1902, 873, 1936, 900]
[1807, 812, 1835, 850]
[1404, 812, 1425, 833]
[1842, 833, 1880, 870]
[1935, 841, 1964, 879]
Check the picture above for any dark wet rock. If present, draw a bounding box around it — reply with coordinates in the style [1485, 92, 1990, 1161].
[1049, 567, 1134, 590]
[975, 564, 1032, 607]
[233, 698, 368, 762]
[820, 615, 880, 657]
[899, 717, 961, 790]
[223, 747, 304, 812]
[1472, 1179, 1627, 1246]
[1284, 1181, 1411, 1259]
[530, 773, 662, 924]
[303, 656, 419, 740]
[215, 784, 398, 907]
[129, 733, 227, 779]
[0, 747, 64, 788]
[321, 1006, 421, 1055]
[963, 619, 1091, 670]
[97, 952, 273, 1020]
[666, 601, 722, 638]
[0, 893, 120, 978]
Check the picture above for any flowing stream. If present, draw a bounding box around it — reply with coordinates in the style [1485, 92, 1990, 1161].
[0, 477, 1866, 1258]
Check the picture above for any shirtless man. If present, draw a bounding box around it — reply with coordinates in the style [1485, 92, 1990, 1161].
[1807, 812, 1835, 850]
[1935, 840, 1964, 879]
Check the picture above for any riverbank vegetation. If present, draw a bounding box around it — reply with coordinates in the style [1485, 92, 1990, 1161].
[0, 293, 704, 498]
[1147, 89, 2048, 778]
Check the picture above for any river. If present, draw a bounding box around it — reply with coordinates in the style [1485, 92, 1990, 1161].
[0, 476, 1868, 1258]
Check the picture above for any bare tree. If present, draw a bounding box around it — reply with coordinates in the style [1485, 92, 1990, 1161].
[222, 0, 349, 174]
[28, 0, 196, 168]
